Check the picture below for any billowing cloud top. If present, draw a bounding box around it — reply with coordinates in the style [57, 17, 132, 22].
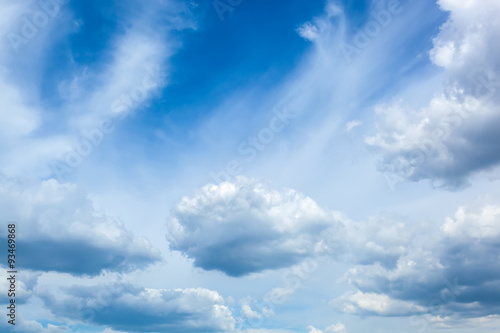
[366, 0, 500, 189]
[166, 176, 341, 276]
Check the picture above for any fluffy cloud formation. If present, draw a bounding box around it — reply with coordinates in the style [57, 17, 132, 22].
[442, 204, 500, 239]
[0, 176, 161, 275]
[307, 323, 347, 333]
[343, 214, 416, 269]
[166, 176, 341, 276]
[331, 291, 426, 316]
[334, 202, 500, 324]
[307, 326, 323, 333]
[430, 0, 500, 93]
[324, 323, 348, 333]
[366, 0, 500, 188]
[37, 281, 235, 333]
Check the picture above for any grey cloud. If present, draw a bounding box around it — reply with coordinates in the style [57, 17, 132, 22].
[37, 282, 235, 333]
[335, 203, 500, 322]
[0, 176, 161, 276]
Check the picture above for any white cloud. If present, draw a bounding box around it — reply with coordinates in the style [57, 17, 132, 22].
[101, 329, 128, 333]
[331, 291, 426, 316]
[307, 323, 347, 333]
[0, 0, 197, 178]
[0, 79, 40, 138]
[297, 23, 320, 42]
[366, 0, 500, 188]
[442, 204, 500, 239]
[0, 176, 161, 275]
[335, 201, 500, 321]
[431, 0, 500, 88]
[342, 214, 415, 268]
[264, 285, 297, 305]
[0, 315, 70, 333]
[241, 304, 262, 319]
[243, 328, 295, 333]
[307, 326, 323, 333]
[62, 0, 197, 128]
[325, 323, 347, 333]
[0, 0, 75, 176]
[344, 120, 361, 132]
[166, 176, 342, 276]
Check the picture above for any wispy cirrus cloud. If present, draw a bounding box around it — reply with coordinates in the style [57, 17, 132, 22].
[0, 0, 196, 178]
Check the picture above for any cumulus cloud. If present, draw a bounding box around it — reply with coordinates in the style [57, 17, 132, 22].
[37, 281, 235, 333]
[343, 214, 416, 269]
[430, 0, 500, 93]
[366, 0, 500, 188]
[334, 202, 500, 323]
[0, 176, 161, 275]
[442, 204, 500, 239]
[241, 304, 262, 319]
[331, 291, 426, 316]
[324, 323, 348, 333]
[166, 176, 341, 276]
[307, 326, 323, 333]
[307, 323, 347, 333]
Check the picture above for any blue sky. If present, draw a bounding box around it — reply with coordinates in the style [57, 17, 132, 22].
[1, 0, 500, 332]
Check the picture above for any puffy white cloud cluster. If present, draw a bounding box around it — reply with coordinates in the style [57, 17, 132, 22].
[166, 176, 342, 276]
[442, 204, 500, 239]
[366, 0, 500, 188]
[430, 0, 500, 93]
[166, 175, 500, 324]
